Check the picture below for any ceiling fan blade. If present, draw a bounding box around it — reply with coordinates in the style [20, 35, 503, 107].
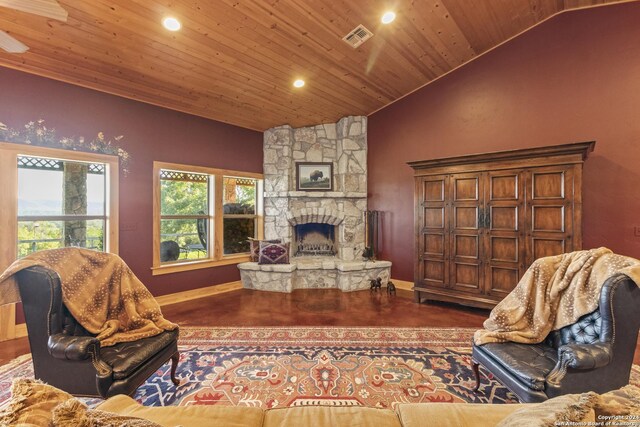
[0, 30, 29, 53]
[0, 0, 67, 22]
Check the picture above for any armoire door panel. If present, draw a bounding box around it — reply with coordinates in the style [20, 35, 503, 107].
[424, 233, 445, 256]
[490, 237, 519, 263]
[423, 179, 445, 202]
[454, 206, 479, 229]
[454, 234, 479, 259]
[451, 262, 482, 293]
[422, 259, 447, 288]
[424, 207, 445, 229]
[454, 177, 479, 201]
[532, 206, 565, 232]
[417, 174, 450, 292]
[489, 266, 520, 299]
[450, 172, 483, 294]
[532, 238, 566, 260]
[526, 165, 575, 265]
[483, 169, 526, 299]
[489, 174, 518, 200]
[532, 171, 565, 199]
[490, 206, 518, 231]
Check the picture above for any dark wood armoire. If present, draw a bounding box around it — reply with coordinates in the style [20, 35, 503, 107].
[408, 141, 595, 309]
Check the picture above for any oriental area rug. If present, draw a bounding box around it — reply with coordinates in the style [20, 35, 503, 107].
[1, 327, 639, 409]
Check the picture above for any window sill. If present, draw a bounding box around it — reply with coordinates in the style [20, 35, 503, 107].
[151, 255, 250, 276]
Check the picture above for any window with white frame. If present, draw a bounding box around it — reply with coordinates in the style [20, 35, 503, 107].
[153, 162, 263, 274]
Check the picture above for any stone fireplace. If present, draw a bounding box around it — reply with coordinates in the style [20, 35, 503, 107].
[238, 116, 391, 292]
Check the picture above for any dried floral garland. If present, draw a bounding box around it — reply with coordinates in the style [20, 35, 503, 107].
[0, 119, 131, 175]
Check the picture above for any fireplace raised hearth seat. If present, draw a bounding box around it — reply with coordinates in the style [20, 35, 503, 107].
[239, 258, 392, 293]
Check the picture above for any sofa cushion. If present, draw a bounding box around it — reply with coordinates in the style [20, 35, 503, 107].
[496, 392, 598, 426]
[96, 395, 265, 427]
[0, 378, 72, 427]
[263, 406, 401, 427]
[100, 329, 178, 380]
[53, 398, 163, 426]
[476, 342, 558, 390]
[396, 403, 525, 427]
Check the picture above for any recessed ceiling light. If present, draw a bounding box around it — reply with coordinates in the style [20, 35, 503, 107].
[162, 17, 181, 32]
[293, 79, 305, 88]
[381, 11, 396, 24]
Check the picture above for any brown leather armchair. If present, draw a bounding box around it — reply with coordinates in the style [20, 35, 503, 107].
[16, 266, 180, 398]
[472, 273, 640, 402]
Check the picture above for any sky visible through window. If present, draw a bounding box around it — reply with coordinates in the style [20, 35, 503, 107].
[18, 168, 105, 215]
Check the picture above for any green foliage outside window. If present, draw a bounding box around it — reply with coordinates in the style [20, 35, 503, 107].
[18, 221, 105, 258]
[160, 177, 209, 260]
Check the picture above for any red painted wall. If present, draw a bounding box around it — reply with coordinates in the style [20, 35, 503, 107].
[368, 3, 640, 281]
[0, 66, 263, 301]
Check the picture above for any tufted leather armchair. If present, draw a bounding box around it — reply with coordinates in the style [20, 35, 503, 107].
[16, 266, 180, 398]
[472, 273, 640, 403]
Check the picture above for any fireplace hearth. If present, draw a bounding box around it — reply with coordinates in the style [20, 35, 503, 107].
[294, 223, 336, 257]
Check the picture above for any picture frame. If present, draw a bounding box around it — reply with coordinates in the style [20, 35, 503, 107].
[296, 162, 333, 191]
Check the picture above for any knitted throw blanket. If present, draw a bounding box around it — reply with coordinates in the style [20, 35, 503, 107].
[474, 247, 640, 346]
[0, 248, 177, 347]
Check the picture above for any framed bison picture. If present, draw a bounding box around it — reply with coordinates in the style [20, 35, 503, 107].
[296, 162, 333, 191]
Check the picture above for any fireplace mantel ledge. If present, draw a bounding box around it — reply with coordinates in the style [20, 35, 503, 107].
[263, 191, 367, 199]
[238, 259, 391, 272]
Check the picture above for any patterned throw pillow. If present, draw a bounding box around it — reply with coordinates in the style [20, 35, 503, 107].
[249, 239, 281, 262]
[258, 241, 290, 265]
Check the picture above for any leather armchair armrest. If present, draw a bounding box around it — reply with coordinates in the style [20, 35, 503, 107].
[559, 343, 612, 370]
[48, 334, 113, 384]
[547, 342, 612, 385]
[48, 334, 100, 361]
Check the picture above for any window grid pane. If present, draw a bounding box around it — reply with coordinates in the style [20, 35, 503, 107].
[222, 176, 257, 255]
[159, 169, 211, 263]
[223, 217, 255, 255]
[160, 170, 209, 216]
[160, 218, 209, 262]
[17, 155, 108, 257]
[223, 176, 256, 215]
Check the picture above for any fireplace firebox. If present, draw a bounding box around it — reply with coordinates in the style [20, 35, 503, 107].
[293, 223, 336, 257]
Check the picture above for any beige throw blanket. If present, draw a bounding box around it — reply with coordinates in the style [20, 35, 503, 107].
[474, 247, 640, 346]
[0, 248, 178, 347]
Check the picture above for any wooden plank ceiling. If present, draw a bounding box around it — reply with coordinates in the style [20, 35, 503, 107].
[0, 0, 632, 131]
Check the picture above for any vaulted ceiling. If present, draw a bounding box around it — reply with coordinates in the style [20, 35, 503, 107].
[0, 0, 633, 131]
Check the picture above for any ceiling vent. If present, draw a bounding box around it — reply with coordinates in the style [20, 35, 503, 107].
[342, 24, 373, 48]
